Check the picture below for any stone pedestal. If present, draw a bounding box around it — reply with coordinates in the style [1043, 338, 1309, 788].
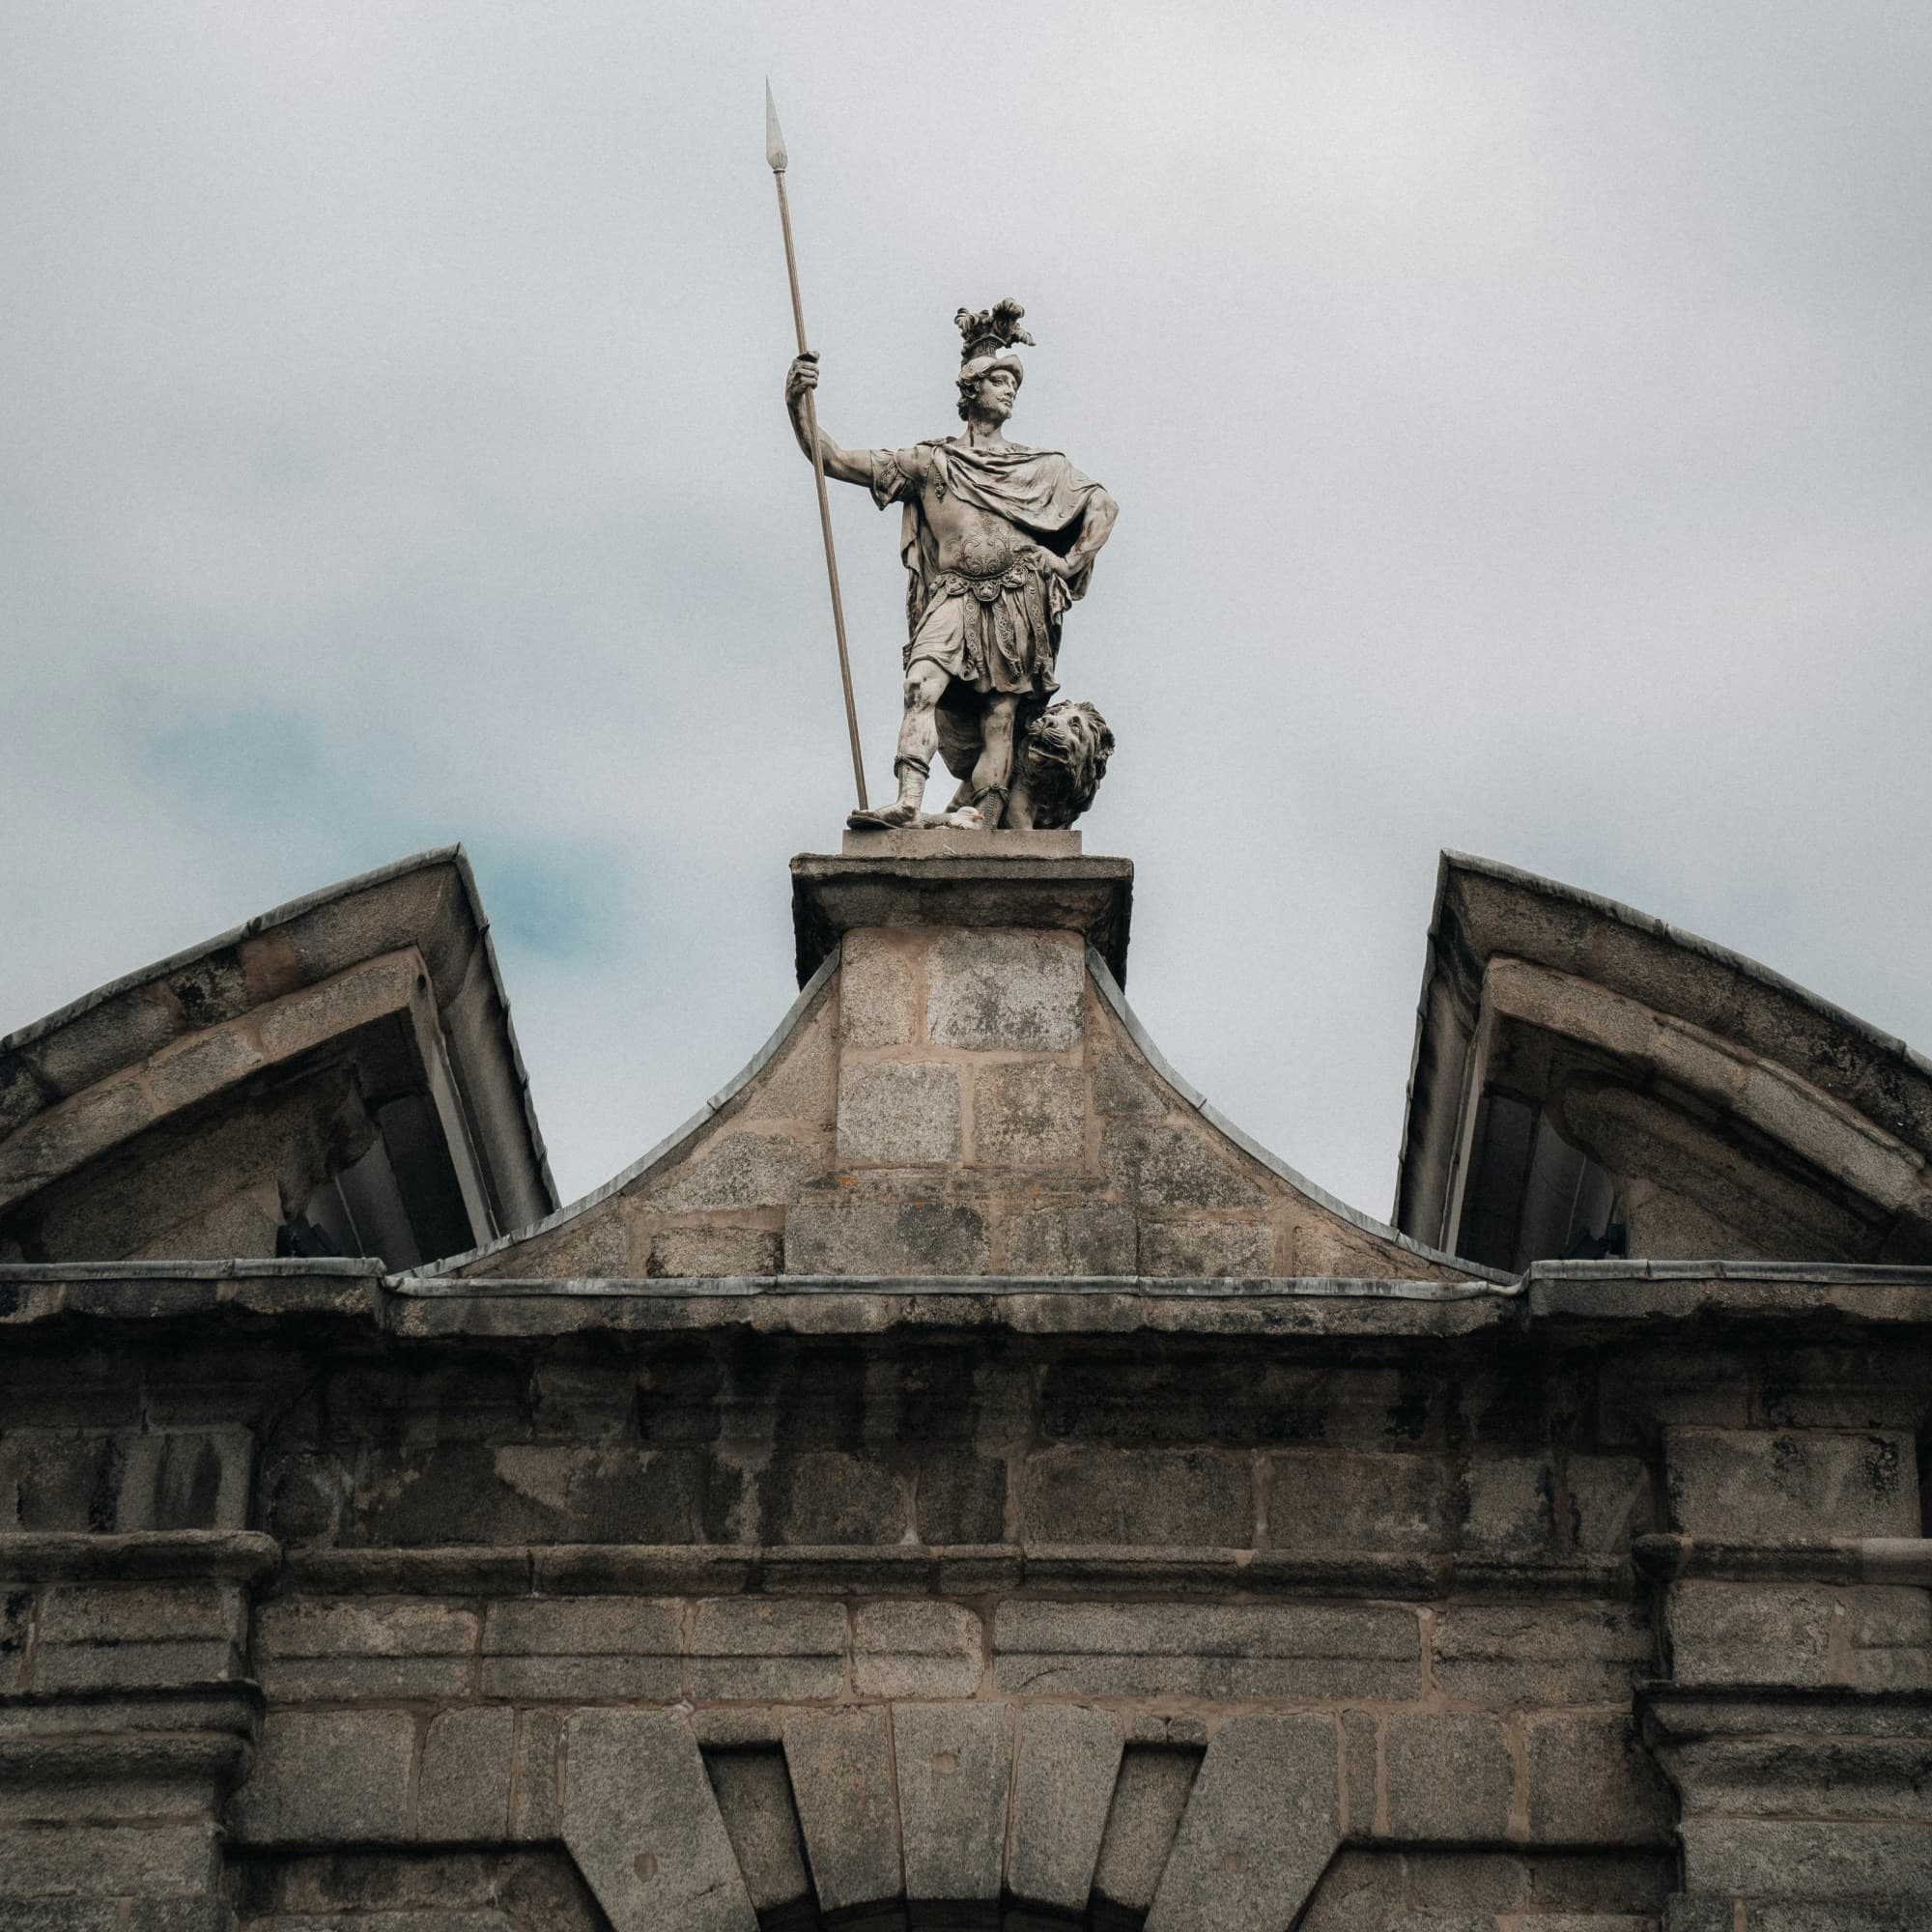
[838, 827, 1083, 859]
[791, 840, 1133, 987]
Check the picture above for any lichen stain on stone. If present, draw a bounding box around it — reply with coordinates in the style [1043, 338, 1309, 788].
[1861, 1433, 1902, 1497]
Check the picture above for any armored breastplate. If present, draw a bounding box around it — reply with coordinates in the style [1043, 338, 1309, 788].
[956, 527, 1019, 577]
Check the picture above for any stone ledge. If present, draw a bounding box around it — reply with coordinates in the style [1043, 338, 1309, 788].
[0, 1266, 384, 1326]
[384, 1280, 1514, 1341]
[838, 828, 1082, 859]
[0, 1685, 262, 1738]
[1641, 1683, 1932, 1740]
[1526, 1259, 1932, 1327]
[14, 1262, 1932, 1339]
[791, 850, 1133, 987]
[271, 1543, 1630, 1601]
[0, 1729, 248, 1785]
[0, 1682, 261, 1789]
[0, 1532, 281, 1586]
[1635, 1535, 1932, 1585]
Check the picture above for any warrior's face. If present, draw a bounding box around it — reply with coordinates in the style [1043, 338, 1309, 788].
[967, 366, 1018, 423]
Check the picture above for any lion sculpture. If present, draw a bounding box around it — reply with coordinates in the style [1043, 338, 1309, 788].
[933, 698, 1114, 831]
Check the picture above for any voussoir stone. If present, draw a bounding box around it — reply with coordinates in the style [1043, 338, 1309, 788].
[1146, 1713, 1340, 1932]
[782, 1707, 903, 1916]
[1093, 1746, 1201, 1915]
[562, 1709, 756, 1932]
[893, 1702, 1014, 1906]
[1009, 1703, 1123, 1912]
[705, 1747, 814, 1918]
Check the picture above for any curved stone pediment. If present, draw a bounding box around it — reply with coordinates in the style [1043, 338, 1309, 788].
[424, 852, 1484, 1288]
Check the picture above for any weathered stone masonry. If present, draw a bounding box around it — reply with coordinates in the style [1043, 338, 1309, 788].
[3, 838, 1930, 1929]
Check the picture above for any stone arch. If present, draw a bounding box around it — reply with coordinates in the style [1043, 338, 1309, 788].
[560, 1706, 1343, 1930]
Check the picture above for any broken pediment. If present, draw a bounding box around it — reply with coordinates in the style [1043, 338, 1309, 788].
[16, 837, 1927, 1287]
[0, 851, 554, 1267]
[432, 835, 1485, 1285]
[1395, 852, 1932, 1268]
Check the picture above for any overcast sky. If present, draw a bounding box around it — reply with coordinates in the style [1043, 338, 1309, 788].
[5, 2, 1929, 1227]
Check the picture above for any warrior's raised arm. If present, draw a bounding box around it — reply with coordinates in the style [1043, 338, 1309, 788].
[784, 353, 922, 491]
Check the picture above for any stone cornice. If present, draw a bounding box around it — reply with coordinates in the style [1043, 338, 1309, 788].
[272, 1542, 1633, 1603]
[8, 1257, 1932, 1338]
[0, 1530, 282, 1586]
[1634, 1535, 1932, 1586]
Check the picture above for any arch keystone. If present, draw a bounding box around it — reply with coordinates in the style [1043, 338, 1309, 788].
[893, 1702, 1014, 1907]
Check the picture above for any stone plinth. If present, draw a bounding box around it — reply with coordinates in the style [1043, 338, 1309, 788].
[839, 827, 1082, 859]
[792, 843, 1132, 987]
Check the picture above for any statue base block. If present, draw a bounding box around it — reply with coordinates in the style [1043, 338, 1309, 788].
[839, 826, 1081, 859]
[792, 844, 1132, 990]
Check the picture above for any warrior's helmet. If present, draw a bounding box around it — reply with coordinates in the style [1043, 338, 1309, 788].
[954, 299, 1033, 416]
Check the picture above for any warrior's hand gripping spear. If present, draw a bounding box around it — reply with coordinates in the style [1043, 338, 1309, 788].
[765, 82, 868, 811]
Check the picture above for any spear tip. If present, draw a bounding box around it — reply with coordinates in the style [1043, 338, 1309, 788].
[764, 79, 788, 173]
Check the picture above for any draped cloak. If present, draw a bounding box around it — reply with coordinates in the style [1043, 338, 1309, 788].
[867, 439, 1109, 708]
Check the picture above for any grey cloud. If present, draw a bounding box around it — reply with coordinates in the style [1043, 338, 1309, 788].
[4, 1, 1928, 1213]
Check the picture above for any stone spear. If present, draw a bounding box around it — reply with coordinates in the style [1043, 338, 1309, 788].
[766, 82, 868, 810]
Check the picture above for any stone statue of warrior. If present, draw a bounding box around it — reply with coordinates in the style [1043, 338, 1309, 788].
[786, 301, 1119, 830]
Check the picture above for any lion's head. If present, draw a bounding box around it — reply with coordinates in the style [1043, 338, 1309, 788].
[1014, 699, 1114, 830]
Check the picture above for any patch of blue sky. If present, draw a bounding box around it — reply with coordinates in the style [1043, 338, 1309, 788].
[464, 840, 628, 963]
[123, 689, 626, 965]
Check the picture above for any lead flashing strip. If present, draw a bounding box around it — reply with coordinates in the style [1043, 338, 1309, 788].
[388, 1271, 1505, 1300]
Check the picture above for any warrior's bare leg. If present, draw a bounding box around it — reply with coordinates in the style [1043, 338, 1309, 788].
[969, 695, 1020, 828]
[848, 660, 950, 830]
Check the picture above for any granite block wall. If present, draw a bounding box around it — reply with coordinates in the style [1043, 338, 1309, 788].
[2, 1267, 1929, 1926]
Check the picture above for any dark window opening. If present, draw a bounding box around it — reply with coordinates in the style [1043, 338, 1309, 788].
[1456, 1089, 1625, 1272]
[276, 1110, 475, 1269]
